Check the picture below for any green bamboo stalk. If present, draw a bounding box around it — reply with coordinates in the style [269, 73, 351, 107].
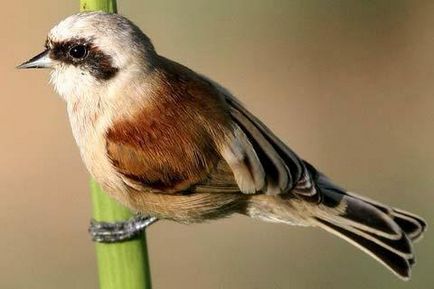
[89, 181, 152, 289]
[81, 1, 152, 289]
[81, 0, 117, 13]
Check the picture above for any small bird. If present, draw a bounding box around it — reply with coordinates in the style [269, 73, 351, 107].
[18, 12, 426, 280]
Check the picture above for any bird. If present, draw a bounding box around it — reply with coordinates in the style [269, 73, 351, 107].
[18, 11, 426, 280]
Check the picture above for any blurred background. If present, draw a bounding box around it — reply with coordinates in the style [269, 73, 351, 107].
[3, 0, 434, 288]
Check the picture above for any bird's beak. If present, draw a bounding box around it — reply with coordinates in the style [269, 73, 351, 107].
[17, 49, 53, 69]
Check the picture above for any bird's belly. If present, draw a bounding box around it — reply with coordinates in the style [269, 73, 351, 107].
[77, 130, 245, 221]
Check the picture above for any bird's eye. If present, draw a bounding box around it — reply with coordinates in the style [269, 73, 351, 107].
[69, 45, 88, 59]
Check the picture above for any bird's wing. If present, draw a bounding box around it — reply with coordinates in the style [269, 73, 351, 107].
[223, 94, 320, 201]
[106, 56, 320, 201]
[192, 79, 320, 201]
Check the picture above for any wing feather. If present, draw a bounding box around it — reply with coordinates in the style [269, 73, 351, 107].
[224, 94, 321, 201]
[230, 106, 290, 195]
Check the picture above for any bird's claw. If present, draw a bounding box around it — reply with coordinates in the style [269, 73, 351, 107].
[89, 215, 158, 243]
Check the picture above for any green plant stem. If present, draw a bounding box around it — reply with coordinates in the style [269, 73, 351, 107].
[80, 1, 152, 289]
[90, 181, 152, 289]
[80, 0, 117, 13]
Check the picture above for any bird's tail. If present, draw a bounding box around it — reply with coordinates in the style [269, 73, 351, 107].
[247, 167, 427, 280]
[311, 172, 426, 280]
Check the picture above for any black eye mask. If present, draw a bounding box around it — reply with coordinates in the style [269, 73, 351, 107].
[49, 38, 119, 81]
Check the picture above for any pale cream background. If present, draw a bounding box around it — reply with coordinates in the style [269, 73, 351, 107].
[2, 1, 433, 288]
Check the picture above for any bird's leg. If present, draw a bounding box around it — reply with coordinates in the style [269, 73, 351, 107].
[89, 215, 158, 243]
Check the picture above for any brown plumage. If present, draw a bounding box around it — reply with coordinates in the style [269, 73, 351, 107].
[106, 57, 232, 193]
[18, 12, 426, 280]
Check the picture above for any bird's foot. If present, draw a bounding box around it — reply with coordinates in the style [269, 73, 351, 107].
[89, 215, 158, 243]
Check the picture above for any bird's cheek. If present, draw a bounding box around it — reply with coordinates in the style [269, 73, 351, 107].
[49, 66, 90, 100]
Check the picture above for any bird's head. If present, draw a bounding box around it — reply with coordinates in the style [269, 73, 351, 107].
[18, 12, 156, 100]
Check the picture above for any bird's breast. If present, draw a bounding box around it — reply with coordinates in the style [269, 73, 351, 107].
[67, 99, 132, 204]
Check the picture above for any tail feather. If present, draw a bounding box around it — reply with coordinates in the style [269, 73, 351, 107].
[392, 209, 426, 242]
[321, 189, 402, 240]
[310, 168, 426, 280]
[315, 218, 412, 280]
[344, 191, 427, 242]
